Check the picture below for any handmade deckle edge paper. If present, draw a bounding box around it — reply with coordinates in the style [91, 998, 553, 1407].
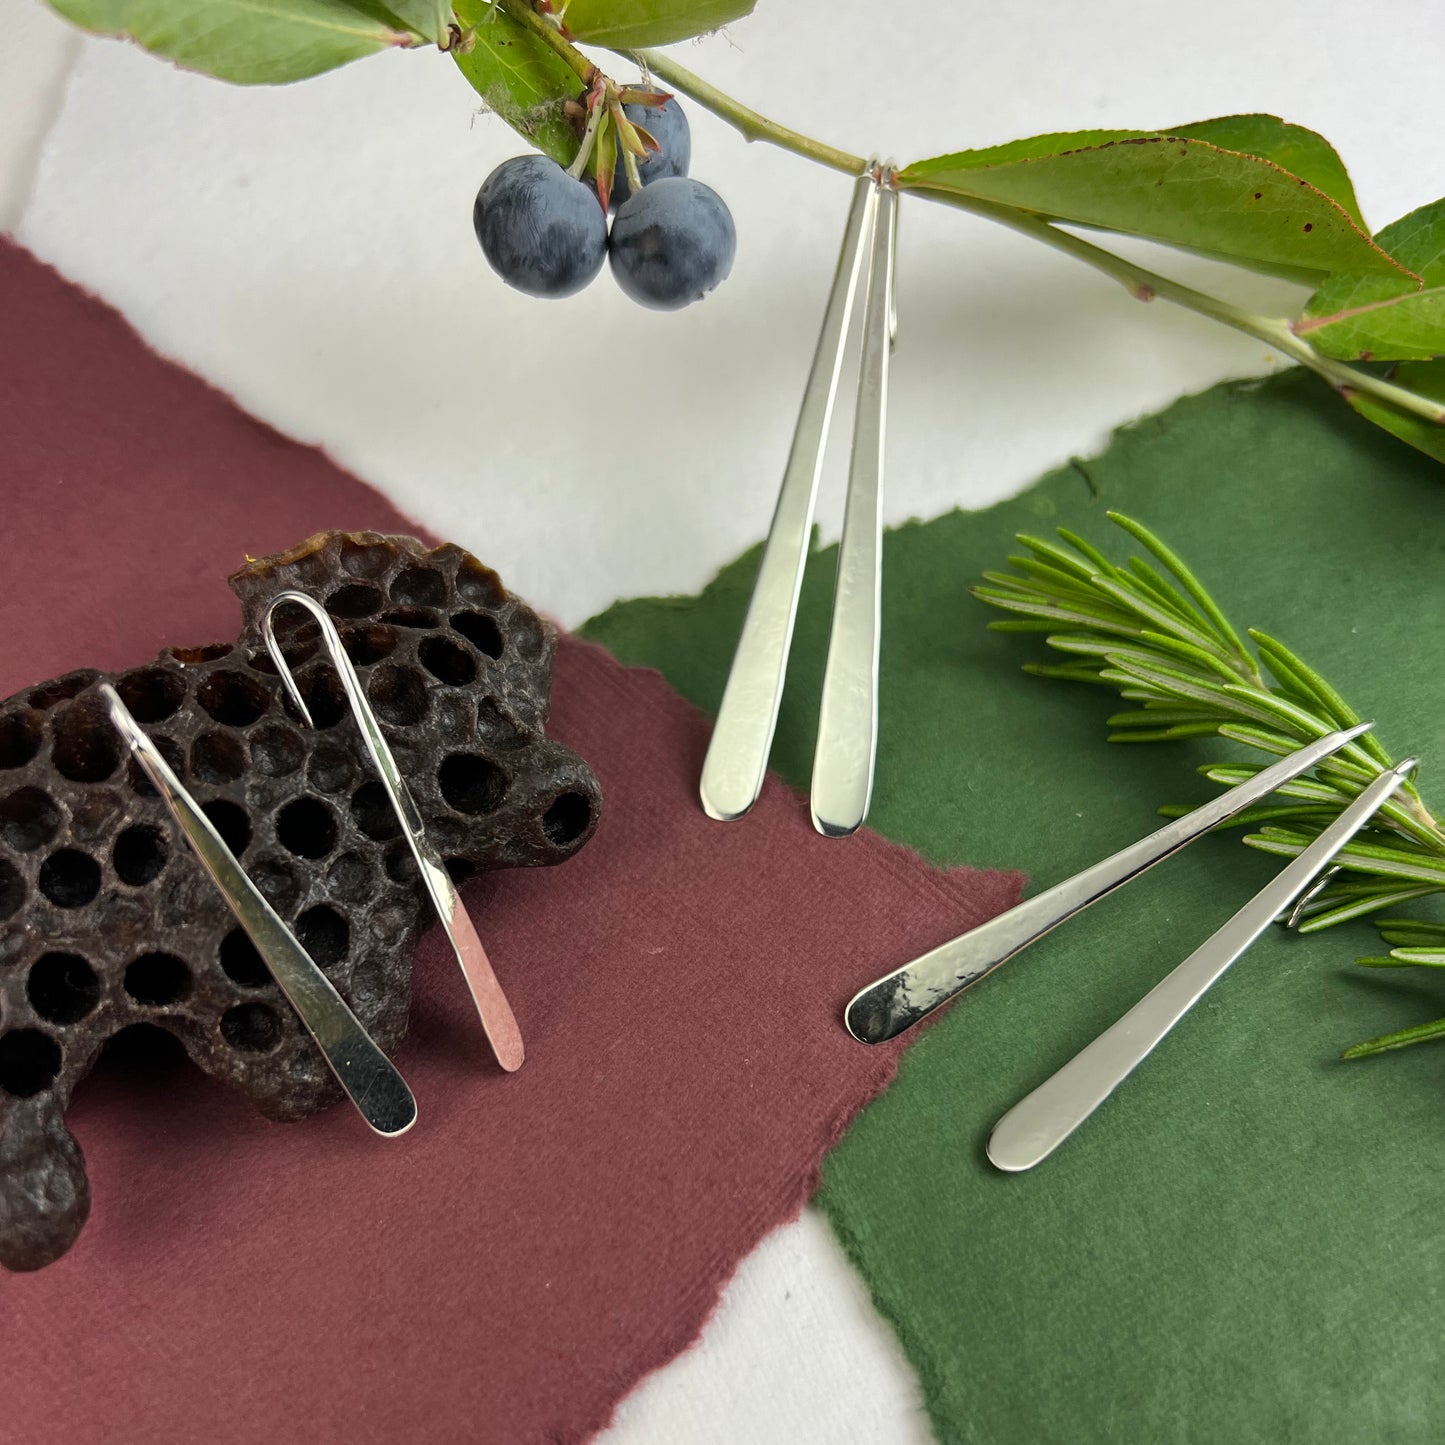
[582, 369, 1445, 1445]
[0, 236, 1025, 1445]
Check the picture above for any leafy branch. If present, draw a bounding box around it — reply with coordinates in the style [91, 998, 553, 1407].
[46, 0, 1445, 459]
[972, 512, 1445, 1059]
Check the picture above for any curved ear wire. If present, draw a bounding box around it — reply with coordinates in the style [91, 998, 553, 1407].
[264, 591, 525, 1073]
[101, 680, 418, 1137]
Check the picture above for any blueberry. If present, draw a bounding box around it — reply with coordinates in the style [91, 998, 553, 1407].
[609, 178, 736, 311]
[610, 96, 691, 209]
[472, 154, 607, 299]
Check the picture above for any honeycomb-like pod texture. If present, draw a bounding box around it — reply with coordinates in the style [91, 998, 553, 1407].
[0, 533, 601, 1271]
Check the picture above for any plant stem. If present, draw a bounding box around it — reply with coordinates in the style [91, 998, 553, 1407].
[567, 95, 605, 180]
[493, 7, 1445, 428]
[630, 48, 866, 175]
[908, 187, 1445, 426]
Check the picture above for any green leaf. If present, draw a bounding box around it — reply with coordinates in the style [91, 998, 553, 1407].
[1166, 116, 1363, 226]
[902, 122, 1410, 283]
[47, 0, 419, 83]
[1347, 358, 1445, 464]
[1300, 199, 1445, 360]
[1342, 1015, 1445, 1058]
[559, 0, 753, 47]
[453, 0, 582, 165]
[386, 0, 448, 43]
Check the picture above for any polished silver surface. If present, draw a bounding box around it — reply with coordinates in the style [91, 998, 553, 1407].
[988, 757, 1416, 1172]
[844, 723, 1375, 1044]
[699, 171, 880, 823]
[810, 177, 899, 838]
[265, 591, 525, 1072]
[101, 683, 418, 1137]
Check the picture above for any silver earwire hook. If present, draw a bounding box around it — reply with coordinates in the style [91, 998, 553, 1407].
[883, 160, 899, 348]
[1281, 864, 1342, 930]
[699, 160, 884, 824]
[100, 682, 418, 1136]
[264, 591, 524, 1072]
[810, 165, 897, 837]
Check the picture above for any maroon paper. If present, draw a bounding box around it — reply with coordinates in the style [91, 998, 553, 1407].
[0, 239, 1022, 1443]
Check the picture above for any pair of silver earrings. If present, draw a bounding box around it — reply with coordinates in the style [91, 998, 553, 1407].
[105, 591, 523, 1137]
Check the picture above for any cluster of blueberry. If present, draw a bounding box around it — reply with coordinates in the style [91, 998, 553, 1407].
[472, 96, 736, 310]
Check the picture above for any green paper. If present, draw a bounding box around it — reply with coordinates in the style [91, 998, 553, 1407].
[582, 370, 1445, 1444]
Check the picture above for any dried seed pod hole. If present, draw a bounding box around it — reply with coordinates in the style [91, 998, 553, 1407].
[251, 724, 305, 777]
[0, 787, 62, 852]
[439, 753, 508, 816]
[340, 539, 392, 578]
[28, 674, 95, 711]
[0, 711, 42, 770]
[123, 952, 191, 1007]
[327, 584, 383, 618]
[391, 567, 448, 608]
[201, 800, 251, 857]
[0, 1029, 62, 1097]
[197, 672, 270, 728]
[543, 791, 592, 847]
[293, 669, 347, 729]
[419, 636, 477, 687]
[28, 952, 100, 1025]
[52, 700, 121, 783]
[249, 858, 298, 910]
[220, 1003, 283, 1053]
[325, 850, 372, 903]
[350, 781, 401, 841]
[112, 824, 167, 886]
[368, 666, 429, 728]
[455, 556, 505, 607]
[276, 797, 337, 859]
[0, 859, 24, 922]
[306, 743, 357, 795]
[476, 699, 526, 749]
[451, 611, 503, 659]
[218, 928, 271, 989]
[38, 850, 101, 909]
[340, 625, 396, 668]
[115, 668, 186, 723]
[295, 905, 348, 970]
[384, 843, 418, 885]
[191, 730, 247, 785]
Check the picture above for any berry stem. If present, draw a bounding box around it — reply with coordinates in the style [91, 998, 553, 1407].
[912, 187, 1445, 424]
[629, 48, 866, 175]
[567, 92, 606, 180]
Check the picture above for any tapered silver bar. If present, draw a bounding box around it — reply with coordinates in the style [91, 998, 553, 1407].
[845, 723, 1375, 1044]
[810, 179, 898, 838]
[265, 591, 524, 1072]
[101, 683, 418, 1137]
[699, 172, 880, 823]
[988, 757, 1416, 1172]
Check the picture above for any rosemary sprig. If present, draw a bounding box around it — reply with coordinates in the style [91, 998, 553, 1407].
[972, 511, 1445, 1058]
